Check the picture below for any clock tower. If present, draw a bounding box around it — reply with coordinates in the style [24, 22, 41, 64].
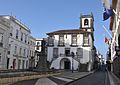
[80, 13, 94, 32]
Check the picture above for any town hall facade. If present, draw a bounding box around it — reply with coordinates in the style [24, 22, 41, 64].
[46, 14, 95, 71]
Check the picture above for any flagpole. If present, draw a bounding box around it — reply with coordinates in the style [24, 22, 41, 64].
[113, 9, 120, 20]
[102, 25, 112, 38]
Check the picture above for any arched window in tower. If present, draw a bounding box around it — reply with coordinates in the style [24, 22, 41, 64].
[84, 19, 89, 26]
[37, 42, 40, 46]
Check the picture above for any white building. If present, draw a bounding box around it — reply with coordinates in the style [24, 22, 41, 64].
[47, 14, 95, 71]
[0, 16, 10, 70]
[35, 38, 43, 52]
[29, 36, 36, 68]
[110, 0, 120, 60]
[109, 0, 120, 76]
[0, 15, 35, 70]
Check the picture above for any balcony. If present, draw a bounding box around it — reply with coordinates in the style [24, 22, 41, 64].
[47, 43, 54, 46]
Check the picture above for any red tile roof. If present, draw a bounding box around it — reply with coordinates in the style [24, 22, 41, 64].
[46, 29, 91, 35]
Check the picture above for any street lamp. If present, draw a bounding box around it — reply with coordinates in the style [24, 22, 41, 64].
[71, 52, 74, 73]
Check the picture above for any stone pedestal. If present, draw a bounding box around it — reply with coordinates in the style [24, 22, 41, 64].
[36, 52, 48, 71]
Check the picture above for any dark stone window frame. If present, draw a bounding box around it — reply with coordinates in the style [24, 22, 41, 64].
[77, 48, 83, 58]
[53, 48, 59, 58]
[65, 48, 70, 56]
[48, 35, 54, 46]
[58, 34, 64, 46]
[71, 34, 77, 46]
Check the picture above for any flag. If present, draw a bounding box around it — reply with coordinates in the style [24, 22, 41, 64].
[103, 8, 114, 21]
[104, 37, 109, 44]
[102, 0, 114, 21]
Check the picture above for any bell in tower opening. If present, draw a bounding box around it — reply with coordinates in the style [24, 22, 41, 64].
[80, 13, 94, 32]
[84, 19, 89, 26]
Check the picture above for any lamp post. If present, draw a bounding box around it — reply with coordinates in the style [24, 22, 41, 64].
[71, 52, 74, 73]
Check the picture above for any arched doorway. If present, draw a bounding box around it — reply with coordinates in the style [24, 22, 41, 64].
[60, 58, 71, 70]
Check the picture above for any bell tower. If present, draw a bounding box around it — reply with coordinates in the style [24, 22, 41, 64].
[80, 13, 94, 32]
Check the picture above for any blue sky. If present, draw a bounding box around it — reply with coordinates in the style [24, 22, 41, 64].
[0, 0, 112, 58]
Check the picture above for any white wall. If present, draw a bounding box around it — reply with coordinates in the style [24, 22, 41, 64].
[7, 16, 31, 69]
[0, 17, 10, 69]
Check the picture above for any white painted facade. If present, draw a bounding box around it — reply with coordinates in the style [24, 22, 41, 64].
[0, 16, 35, 70]
[29, 36, 36, 68]
[110, 0, 120, 60]
[0, 16, 10, 70]
[47, 14, 95, 71]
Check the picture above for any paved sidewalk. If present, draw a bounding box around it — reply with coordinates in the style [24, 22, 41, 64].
[108, 71, 120, 85]
[0, 70, 94, 85]
[54, 71, 94, 80]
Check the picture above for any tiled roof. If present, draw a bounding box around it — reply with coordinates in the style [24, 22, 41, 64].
[46, 29, 91, 35]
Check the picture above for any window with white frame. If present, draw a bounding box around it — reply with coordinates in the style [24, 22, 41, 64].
[30, 50, 31, 56]
[16, 29, 19, 39]
[14, 46, 17, 54]
[27, 50, 29, 57]
[23, 48, 26, 56]
[19, 47, 22, 56]
[59, 35, 64, 46]
[53, 48, 58, 58]
[25, 34, 27, 43]
[0, 33, 3, 47]
[21, 32, 23, 41]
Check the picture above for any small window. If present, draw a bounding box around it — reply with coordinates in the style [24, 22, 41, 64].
[84, 19, 89, 26]
[10, 33, 12, 36]
[65, 48, 70, 56]
[16, 29, 19, 39]
[8, 51, 10, 55]
[48, 35, 54, 46]
[77, 48, 83, 58]
[0, 53, 1, 62]
[53, 48, 58, 58]
[0, 33, 3, 42]
[14, 46, 17, 54]
[37, 42, 40, 45]
[21, 32, 23, 41]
